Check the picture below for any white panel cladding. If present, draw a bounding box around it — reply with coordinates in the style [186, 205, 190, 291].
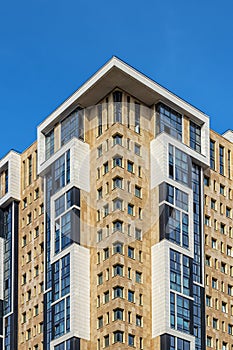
[152, 240, 170, 337]
[223, 130, 233, 143]
[150, 135, 168, 189]
[152, 240, 196, 349]
[0, 237, 4, 300]
[151, 132, 209, 190]
[70, 244, 90, 340]
[0, 151, 21, 206]
[37, 127, 45, 174]
[38, 138, 90, 192]
[202, 121, 210, 164]
[71, 140, 90, 193]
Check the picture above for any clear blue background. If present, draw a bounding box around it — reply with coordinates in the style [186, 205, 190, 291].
[1, 0, 233, 158]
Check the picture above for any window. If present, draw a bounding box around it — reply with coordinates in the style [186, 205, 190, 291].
[27, 251, 32, 262]
[135, 228, 142, 240]
[206, 336, 212, 347]
[113, 220, 123, 232]
[128, 203, 134, 216]
[175, 188, 188, 211]
[169, 145, 190, 186]
[212, 278, 217, 289]
[136, 314, 142, 327]
[34, 304, 39, 316]
[128, 246, 134, 259]
[98, 273, 103, 285]
[190, 121, 201, 152]
[205, 215, 210, 227]
[170, 249, 182, 293]
[114, 308, 123, 321]
[103, 162, 109, 175]
[210, 140, 215, 170]
[52, 297, 70, 338]
[170, 292, 191, 333]
[127, 160, 134, 173]
[103, 204, 109, 217]
[222, 302, 227, 313]
[220, 223, 226, 234]
[113, 242, 123, 254]
[138, 165, 142, 177]
[27, 212, 32, 225]
[113, 133, 122, 146]
[136, 271, 142, 283]
[104, 248, 109, 260]
[113, 264, 123, 277]
[98, 316, 103, 329]
[204, 176, 210, 186]
[113, 286, 123, 298]
[221, 262, 226, 274]
[34, 265, 39, 277]
[205, 255, 211, 266]
[26, 329, 31, 341]
[159, 203, 189, 248]
[45, 129, 54, 160]
[22, 273, 26, 285]
[220, 184, 225, 195]
[226, 207, 231, 218]
[34, 226, 39, 238]
[97, 187, 103, 200]
[104, 290, 109, 303]
[135, 185, 142, 198]
[213, 318, 218, 329]
[212, 238, 217, 249]
[97, 145, 102, 158]
[135, 143, 141, 155]
[206, 295, 211, 307]
[156, 102, 182, 140]
[113, 156, 122, 167]
[113, 176, 123, 189]
[128, 290, 134, 302]
[97, 105, 102, 136]
[104, 335, 109, 347]
[34, 188, 39, 200]
[22, 235, 27, 247]
[139, 207, 142, 219]
[113, 91, 122, 123]
[27, 290, 31, 301]
[23, 197, 27, 209]
[61, 108, 84, 146]
[228, 150, 231, 178]
[55, 195, 65, 217]
[128, 334, 135, 347]
[211, 199, 216, 210]
[127, 96, 130, 127]
[97, 230, 102, 242]
[113, 198, 123, 211]
[135, 102, 140, 133]
[219, 145, 224, 175]
[22, 312, 26, 323]
[222, 342, 227, 350]
[228, 324, 233, 335]
[113, 331, 123, 343]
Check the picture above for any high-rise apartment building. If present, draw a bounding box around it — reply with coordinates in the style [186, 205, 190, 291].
[0, 56, 232, 350]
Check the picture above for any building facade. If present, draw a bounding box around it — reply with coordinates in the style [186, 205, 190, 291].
[0, 57, 232, 350]
[204, 130, 233, 350]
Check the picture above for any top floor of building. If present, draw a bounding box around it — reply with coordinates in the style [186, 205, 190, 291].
[1, 56, 233, 184]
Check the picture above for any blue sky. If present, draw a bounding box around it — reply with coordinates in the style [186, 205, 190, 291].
[1, 0, 233, 158]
